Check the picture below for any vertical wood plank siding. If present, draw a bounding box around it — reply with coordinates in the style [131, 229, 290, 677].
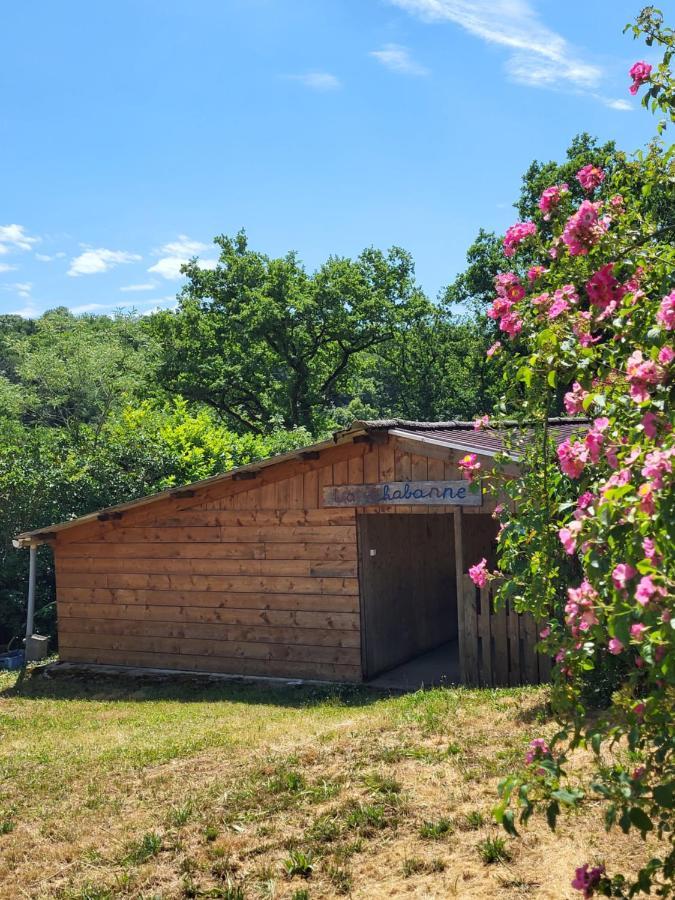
[460, 575, 550, 686]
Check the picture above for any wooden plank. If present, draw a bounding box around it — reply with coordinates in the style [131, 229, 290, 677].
[71, 525, 357, 544]
[57, 542, 267, 560]
[58, 632, 362, 666]
[323, 482, 482, 508]
[478, 585, 493, 687]
[390, 435, 454, 464]
[144, 509, 356, 527]
[378, 443, 395, 481]
[58, 618, 361, 648]
[363, 445, 379, 484]
[411, 454, 428, 480]
[427, 457, 445, 481]
[454, 510, 467, 684]
[491, 590, 509, 686]
[303, 470, 319, 510]
[58, 586, 360, 613]
[58, 600, 360, 627]
[506, 599, 522, 686]
[348, 455, 364, 485]
[264, 542, 357, 561]
[461, 575, 479, 687]
[521, 613, 540, 684]
[58, 647, 362, 683]
[394, 449, 412, 481]
[317, 461, 333, 508]
[288, 473, 304, 509]
[58, 572, 359, 595]
[333, 459, 349, 486]
[56, 557, 358, 578]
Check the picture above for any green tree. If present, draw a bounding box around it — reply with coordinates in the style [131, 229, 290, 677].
[150, 231, 431, 433]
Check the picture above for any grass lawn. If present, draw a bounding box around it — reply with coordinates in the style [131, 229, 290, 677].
[0, 664, 652, 899]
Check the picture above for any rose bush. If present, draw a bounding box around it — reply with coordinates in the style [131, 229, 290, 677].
[470, 8, 675, 897]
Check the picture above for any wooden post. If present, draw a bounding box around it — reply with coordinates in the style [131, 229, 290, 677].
[453, 507, 466, 683]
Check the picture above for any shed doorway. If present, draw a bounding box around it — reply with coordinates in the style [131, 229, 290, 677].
[357, 514, 459, 686]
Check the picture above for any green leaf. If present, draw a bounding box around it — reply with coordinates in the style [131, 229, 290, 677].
[629, 807, 654, 834]
[551, 788, 584, 807]
[653, 782, 675, 809]
[546, 800, 559, 831]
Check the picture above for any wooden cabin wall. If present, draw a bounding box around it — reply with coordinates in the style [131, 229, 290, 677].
[52, 434, 498, 682]
[54, 441, 365, 682]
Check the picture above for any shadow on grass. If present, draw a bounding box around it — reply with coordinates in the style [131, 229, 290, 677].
[0, 663, 386, 710]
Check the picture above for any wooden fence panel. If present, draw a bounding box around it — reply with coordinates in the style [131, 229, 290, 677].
[461, 576, 550, 687]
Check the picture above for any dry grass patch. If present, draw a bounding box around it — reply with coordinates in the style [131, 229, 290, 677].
[0, 665, 656, 899]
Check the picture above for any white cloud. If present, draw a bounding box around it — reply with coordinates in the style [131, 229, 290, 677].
[598, 96, 631, 111]
[35, 251, 66, 262]
[388, 0, 603, 91]
[10, 302, 40, 319]
[148, 235, 218, 281]
[0, 224, 38, 255]
[1, 281, 32, 300]
[70, 303, 108, 314]
[288, 72, 342, 91]
[68, 247, 142, 277]
[0, 263, 17, 273]
[120, 282, 157, 292]
[370, 43, 429, 76]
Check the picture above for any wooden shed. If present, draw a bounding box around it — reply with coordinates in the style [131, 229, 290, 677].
[15, 420, 581, 687]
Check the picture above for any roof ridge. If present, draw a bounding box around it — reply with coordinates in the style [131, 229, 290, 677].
[354, 417, 589, 431]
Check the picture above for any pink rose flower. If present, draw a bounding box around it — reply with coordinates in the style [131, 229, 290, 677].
[495, 272, 525, 302]
[562, 201, 610, 256]
[486, 341, 502, 358]
[565, 580, 599, 636]
[527, 265, 547, 283]
[525, 737, 551, 765]
[572, 863, 605, 898]
[657, 292, 675, 330]
[557, 438, 589, 479]
[503, 221, 537, 257]
[626, 350, 664, 404]
[658, 345, 674, 365]
[468, 558, 489, 588]
[538, 183, 569, 219]
[585, 263, 626, 319]
[608, 637, 624, 655]
[564, 382, 588, 415]
[629, 60, 652, 95]
[539, 626, 551, 639]
[458, 453, 481, 483]
[612, 563, 637, 591]
[630, 623, 647, 641]
[636, 575, 665, 606]
[576, 164, 605, 193]
[641, 412, 659, 438]
[473, 414, 490, 431]
[558, 521, 582, 555]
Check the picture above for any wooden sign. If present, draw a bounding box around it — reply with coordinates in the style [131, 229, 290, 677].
[322, 480, 482, 508]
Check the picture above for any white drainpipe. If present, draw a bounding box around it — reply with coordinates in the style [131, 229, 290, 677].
[25, 543, 37, 640]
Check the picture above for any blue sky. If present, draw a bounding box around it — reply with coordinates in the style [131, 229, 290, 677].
[0, 0, 660, 317]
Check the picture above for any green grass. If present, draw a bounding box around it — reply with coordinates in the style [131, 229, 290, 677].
[2, 667, 633, 899]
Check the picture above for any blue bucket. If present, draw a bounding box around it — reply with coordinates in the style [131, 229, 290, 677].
[0, 650, 25, 670]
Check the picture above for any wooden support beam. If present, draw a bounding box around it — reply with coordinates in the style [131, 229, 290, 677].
[232, 471, 258, 481]
[97, 512, 123, 522]
[453, 507, 467, 684]
[171, 489, 196, 499]
[300, 451, 320, 460]
[352, 435, 372, 445]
